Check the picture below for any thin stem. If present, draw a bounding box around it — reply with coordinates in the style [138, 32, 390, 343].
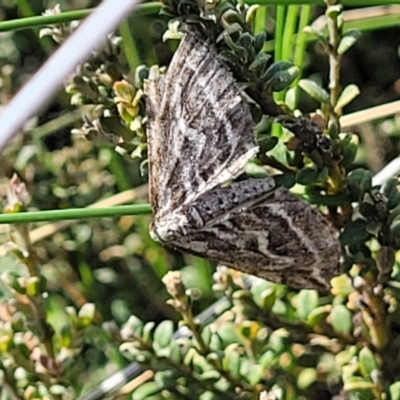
[0, 4, 162, 32]
[0, 204, 152, 225]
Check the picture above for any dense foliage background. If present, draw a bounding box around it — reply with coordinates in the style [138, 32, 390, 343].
[1, 1, 400, 399]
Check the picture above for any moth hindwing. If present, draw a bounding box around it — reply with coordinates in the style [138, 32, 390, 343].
[144, 29, 340, 291]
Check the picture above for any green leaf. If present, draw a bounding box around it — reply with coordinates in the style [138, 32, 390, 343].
[309, 149, 323, 169]
[331, 274, 353, 296]
[326, 4, 342, 18]
[343, 378, 376, 392]
[303, 26, 329, 46]
[142, 321, 156, 344]
[391, 220, 400, 238]
[218, 50, 241, 67]
[260, 136, 279, 152]
[366, 220, 382, 236]
[153, 320, 174, 349]
[389, 381, 400, 400]
[335, 84, 360, 113]
[339, 218, 371, 245]
[224, 344, 241, 377]
[341, 142, 358, 169]
[338, 29, 361, 55]
[360, 170, 372, 193]
[296, 167, 319, 185]
[263, 62, 299, 92]
[268, 67, 299, 92]
[124, 315, 144, 336]
[384, 179, 400, 209]
[307, 306, 331, 326]
[201, 325, 212, 347]
[249, 52, 271, 74]
[132, 381, 163, 400]
[295, 290, 319, 321]
[330, 304, 352, 334]
[359, 347, 379, 380]
[299, 79, 330, 103]
[251, 280, 276, 310]
[248, 364, 264, 386]
[78, 303, 96, 327]
[274, 173, 296, 188]
[297, 368, 317, 390]
[254, 32, 266, 53]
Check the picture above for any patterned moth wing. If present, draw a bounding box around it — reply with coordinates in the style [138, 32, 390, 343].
[145, 29, 259, 242]
[172, 181, 341, 291]
[144, 29, 341, 291]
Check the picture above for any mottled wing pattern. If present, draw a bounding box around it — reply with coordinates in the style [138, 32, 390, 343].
[173, 184, 340, 291]
[145, 28, 340, 291]
[144, 30, 258, 218]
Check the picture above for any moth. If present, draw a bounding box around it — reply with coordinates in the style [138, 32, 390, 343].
[144, 28, 340, 291]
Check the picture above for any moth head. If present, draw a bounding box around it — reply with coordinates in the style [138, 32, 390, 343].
[150, 212, 189, 243]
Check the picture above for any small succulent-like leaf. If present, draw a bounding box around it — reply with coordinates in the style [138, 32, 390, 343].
[299, 79, 330, 104]
[297, 368, 317, 390]
[391, 219, 400, 238]
[336, 346, 358, 366]
[26, 276, 41, 297]
[384, 178, 400, 209]
[142, 321, 156, 344]
[366, 220, 382, 236]
[201, 325, 212, 347]
[389, 382, 400, 400]
[78, 303, 96, 327]
[303, 26, 329, 46]
[340, 219, 371, 245]
[296, 167, 319, 185]
[259, 350, 276, 368]
[307, 305, 331, 326]
[251, 280, 276, 310]
[254, 31, 266, 53]
[295, 290, 319, 321]
[249, 52, 271, 74]
[341, 141, 358, 169]
[335, 84, 360, 113]
[237, 32, 254, 50]
[343, 378, 376, 392]
[330, 304, 352, 334]
[359, 202, 376, 218]
[218, 50, 242, 67]
[217, 323, 240, 345]
[338, 29, 361, 55]
[360, 170, 372, 193]
[309, 149, 323, 168]
[134, 65, 149, 88]
[346, 168, 371, 199]
[330, 274, 354, 296]
[153, 320, 174, 350]
[245, 4, 260, 24]
[262, 61, 295, 83]
[224, 344, 241, 376]
[285, 87, 297, 111]
[274, 173, 296, 188]
[132, 381, 163, 400]
[259, 136, 279, 152]
[317, 166, 329, 182]
[359, 347, 379, 380]
[248, 364, 264, 386]
[264, 64, 299, 92]
[326, 4, 342, 18]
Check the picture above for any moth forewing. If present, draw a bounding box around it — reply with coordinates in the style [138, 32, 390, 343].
[144, 29, 259, 220]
